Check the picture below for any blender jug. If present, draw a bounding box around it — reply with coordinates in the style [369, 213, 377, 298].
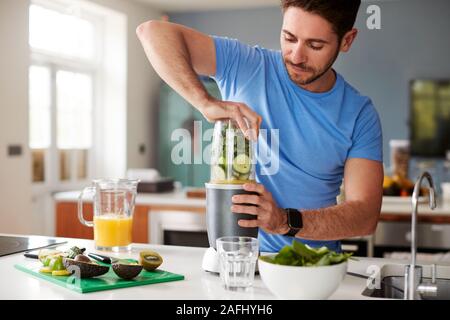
[210, 119, 255, 184]
[205, 119, 258, 249]
[78, 179, 139, 251]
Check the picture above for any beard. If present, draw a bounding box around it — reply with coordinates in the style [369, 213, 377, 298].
[283, 48, 339, 86]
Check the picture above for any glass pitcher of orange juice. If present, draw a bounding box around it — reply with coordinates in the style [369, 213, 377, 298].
[78, 179, 139, 251]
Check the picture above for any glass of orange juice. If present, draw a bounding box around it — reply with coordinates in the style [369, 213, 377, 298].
[78, 179, 139, 251]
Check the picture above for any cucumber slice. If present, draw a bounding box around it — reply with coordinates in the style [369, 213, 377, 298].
[218, 156, 226, 166]
[232, 169, 250, 180]
[239, 173, 250, 181]
[212, 166, 226, 181]
[39, 267, 53, 273]
[52, 270, 71, 276]
[232, 154, 251, 174]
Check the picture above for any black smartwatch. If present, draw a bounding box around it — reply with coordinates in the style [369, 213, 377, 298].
[282, 208, 303, 237]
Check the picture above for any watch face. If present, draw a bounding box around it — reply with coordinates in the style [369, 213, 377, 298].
[287, 209, 302, 229]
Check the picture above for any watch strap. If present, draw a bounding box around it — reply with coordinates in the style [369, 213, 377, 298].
[282, 208, 302, 237]
[283, 227, 300, 237]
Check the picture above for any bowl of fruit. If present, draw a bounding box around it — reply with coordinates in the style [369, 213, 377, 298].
[383, 174, 428, 202]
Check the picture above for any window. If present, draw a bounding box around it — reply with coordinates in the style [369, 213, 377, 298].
[29, 65, 51, 150]
[29, 4, 95, 60]
[29, 0, 127, 192]
[29, 1, 99, 186]
[29, 66, 95, 183]
[410, 80, 450, 157]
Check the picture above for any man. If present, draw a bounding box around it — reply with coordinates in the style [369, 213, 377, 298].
[136, 0, 383, 253]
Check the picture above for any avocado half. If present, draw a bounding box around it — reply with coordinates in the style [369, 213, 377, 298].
[63, 258, 109, 278]
[112, 263, 143, 280]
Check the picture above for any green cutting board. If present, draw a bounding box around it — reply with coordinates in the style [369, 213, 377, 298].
[15, 262, 184, 294]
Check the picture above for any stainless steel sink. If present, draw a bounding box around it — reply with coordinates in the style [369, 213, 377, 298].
[361, 263, 450, 300]
[363, 276, 450, 299]
[363, 172, 450, 300]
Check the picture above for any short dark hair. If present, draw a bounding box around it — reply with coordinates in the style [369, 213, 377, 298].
[281, 0, 361, 41]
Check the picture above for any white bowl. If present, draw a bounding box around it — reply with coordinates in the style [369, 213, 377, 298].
[258, 254, 347, 300]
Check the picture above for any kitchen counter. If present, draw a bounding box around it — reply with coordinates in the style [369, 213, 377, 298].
[55, 189, 450, 215]
[54, 188, 206, 209]
[1, 234, 447, 300]
[53, 190, 450, 255]
[381, 199, 450, 223]
[54, 189, 450, 223]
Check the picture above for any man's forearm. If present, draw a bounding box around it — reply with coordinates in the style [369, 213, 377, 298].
[136, 21, 211, 110]
[296, 200, 380, 241]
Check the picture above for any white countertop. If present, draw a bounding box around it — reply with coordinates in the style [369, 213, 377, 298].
[54, 189, 206, 208]
[54, 190, 450, 216]
[381, 200, 450, 215]
[0, 234, 440, 300]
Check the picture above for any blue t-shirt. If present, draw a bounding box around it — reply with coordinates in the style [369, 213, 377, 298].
[211, 36, 383, 253]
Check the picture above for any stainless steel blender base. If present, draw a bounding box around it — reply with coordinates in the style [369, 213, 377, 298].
[205, 183, 258, 248]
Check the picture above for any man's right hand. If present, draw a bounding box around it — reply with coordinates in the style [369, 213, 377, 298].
[199, 98, 262, 140]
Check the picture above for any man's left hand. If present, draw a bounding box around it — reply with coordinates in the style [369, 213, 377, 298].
[231, 183, 289, 235]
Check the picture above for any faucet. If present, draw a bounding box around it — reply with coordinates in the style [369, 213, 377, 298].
[404, 171, 437, 300]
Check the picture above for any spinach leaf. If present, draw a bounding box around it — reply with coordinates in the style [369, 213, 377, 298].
[273, 245, 299, 266]
[259, 240, 353, 267]
[315, 254, 332, 266]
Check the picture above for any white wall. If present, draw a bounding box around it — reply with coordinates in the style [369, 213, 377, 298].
[0, 0, 162, 235]
[171, 0, 450, 167]
[0, 0, 33, 234]
[91, 0, 162, 170]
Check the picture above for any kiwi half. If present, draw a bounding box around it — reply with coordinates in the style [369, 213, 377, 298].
[139, 250, 163, 271]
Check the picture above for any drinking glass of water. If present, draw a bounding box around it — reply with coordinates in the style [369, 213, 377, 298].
[216, 236, 259, 290]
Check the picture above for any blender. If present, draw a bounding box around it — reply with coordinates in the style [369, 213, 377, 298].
[202, 119, 258, 272]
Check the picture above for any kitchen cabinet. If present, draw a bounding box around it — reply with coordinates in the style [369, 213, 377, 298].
[54, 191, 205, 242]
[55, 191, 450, 257]
[56, 202, 149, 243]
[158, 78, 220, 187]
[56, 202, 94, 240]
